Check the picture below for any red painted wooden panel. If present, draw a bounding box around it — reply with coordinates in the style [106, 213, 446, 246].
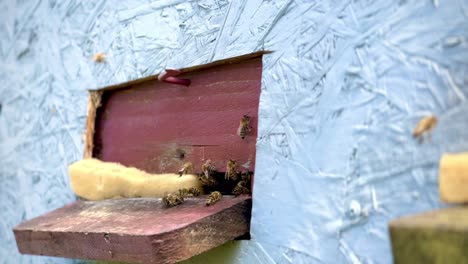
[93, 57, 262, 174]
[14, 197, 252, 264]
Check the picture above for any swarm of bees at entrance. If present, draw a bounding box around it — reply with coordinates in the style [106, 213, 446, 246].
[166, 115, 254, 208]
[198, 159, 252, 200]
[412, 115, 438, 144]
[166, 158, 252, 208]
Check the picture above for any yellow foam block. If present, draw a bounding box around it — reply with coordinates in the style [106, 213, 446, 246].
[69, 158, 203, 201]
[440, 153, 468, 204]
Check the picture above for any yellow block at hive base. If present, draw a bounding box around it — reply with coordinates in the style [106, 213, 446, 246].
[69, 158, 203, 201]
[440, 152, 468, 204]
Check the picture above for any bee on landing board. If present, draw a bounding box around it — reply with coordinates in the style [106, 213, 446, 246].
[206, 191, 222, 206]
[178, 162, 194, 177]
[178, 187, 201, 197]
[232, 181, 251, 196]
[225, 159, 239, 180]
[188, 187, 201, 196]
[163, 193, 184, 207]
[237, 115, 252, 139]
[412, 115, 438, 144]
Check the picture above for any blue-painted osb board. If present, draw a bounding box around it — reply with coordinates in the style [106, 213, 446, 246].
[1, 0, 468, 263]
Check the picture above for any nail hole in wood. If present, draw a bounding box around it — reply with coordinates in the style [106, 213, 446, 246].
[176, 149, 185, 160]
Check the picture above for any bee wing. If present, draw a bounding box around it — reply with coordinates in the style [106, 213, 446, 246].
[236, 124, 243, 136]
[178, 168, 185, 177]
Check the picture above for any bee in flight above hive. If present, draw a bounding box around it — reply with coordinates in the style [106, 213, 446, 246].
[178, 162, 194, 177]
[412, 115, 438, 144]
[237, 115, 252, 139]
[206, 191, 222, 206]
[225, 159, 239, 180]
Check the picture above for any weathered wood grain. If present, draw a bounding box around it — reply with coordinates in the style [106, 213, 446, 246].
[94, 51, 270, 92]
[83, 90, 103, 159]
[389, 206, 468, 264]
[92, 57, 262, 175]
[14, 196, 252, 264]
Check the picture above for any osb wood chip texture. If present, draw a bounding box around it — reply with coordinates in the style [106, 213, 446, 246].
[14, 196, 252, 264]
[2, 1, 468, 264]
[92, 56, 261, 174]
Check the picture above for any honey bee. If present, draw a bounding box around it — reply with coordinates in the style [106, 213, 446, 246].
[178, 162, 194, 177]
[188, 187, 201, 196]
[201, 159, 216, 178]
[232, 181, 251, 196]
[178, 187, 201, 197]
[225, 159, 239, 180]
[178, 188, 190, 197]
[412, 115, 438, 143]
[241, 171, 251, 183]
[93, 52, 106, 63]
[237, 115, 252, 139]
[162, 193, 184, 207]
[206, 191, 222, 206]
[198, 173, 218, 187]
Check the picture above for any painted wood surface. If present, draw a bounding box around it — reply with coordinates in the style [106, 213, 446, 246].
[93, 57, 262, 175]
[14, 196, 252, 264]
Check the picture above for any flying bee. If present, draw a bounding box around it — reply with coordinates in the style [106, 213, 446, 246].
[232, 181, 251, 196]
[162, 193, 184, 207]
[178, 162, 194, 177]
[225, 159, 239, 180]
[413, 115, 438, 144]
[237, 115, 252, 139]
[206, 191, 222, 206]
[93, 52, 106, 63]
[201, 159, 216, 178]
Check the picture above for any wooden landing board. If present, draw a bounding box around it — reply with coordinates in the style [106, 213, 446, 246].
[92, 56, 262, 175]
[389, 206, 468, 264]
[14, 196, 252, 264]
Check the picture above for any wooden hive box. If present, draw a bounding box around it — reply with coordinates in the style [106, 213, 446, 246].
[13, 51, 267, 264]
